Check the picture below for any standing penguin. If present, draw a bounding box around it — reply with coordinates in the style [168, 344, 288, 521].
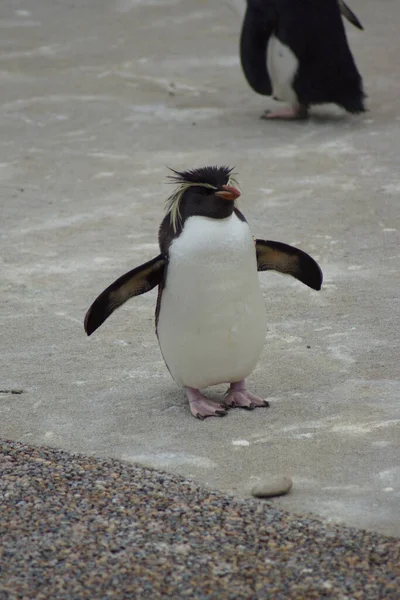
[239, 0, 366, 119]
[84, 166, 323, 419]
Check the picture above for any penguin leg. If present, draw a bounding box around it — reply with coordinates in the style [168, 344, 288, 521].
[224, 380, 269, 410]
[186, 387, 228, 420]
[261, 104, 309, 120]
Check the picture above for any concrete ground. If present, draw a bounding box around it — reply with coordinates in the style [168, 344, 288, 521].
[1, 0, 399, 536]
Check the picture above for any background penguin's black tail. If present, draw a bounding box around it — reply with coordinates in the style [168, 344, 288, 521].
[295, 61, 367, 115]
[289, 0, 367, 115]
[335, 76, 367, 114]
[340, 92, 367, 114]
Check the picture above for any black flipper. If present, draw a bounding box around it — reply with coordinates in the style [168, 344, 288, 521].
[84, 254, 165, 336]
[339, 0, 364, 31]
[239, 0, 277, 96]
[256, 240, 323, 291]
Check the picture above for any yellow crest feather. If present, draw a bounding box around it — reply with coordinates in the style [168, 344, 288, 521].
[165, 174, 240, 233]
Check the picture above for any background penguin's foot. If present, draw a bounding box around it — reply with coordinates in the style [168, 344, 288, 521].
[224, 380, 269, 410]
[186, 387, 228, 420]
[261, 105, 309, 120]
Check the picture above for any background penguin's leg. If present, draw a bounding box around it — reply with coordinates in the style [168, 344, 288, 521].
[224, 380, 269, 410]
[261, 104, 309, 120]
[262, 34, 308, 120]
[186, 388, 228, 420]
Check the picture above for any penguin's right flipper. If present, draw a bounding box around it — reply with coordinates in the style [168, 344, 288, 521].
[240, 1, 276, 95]
[338, 0, 364, 30]
[256, 240, 323, 290]
[84, 254, 165, 336]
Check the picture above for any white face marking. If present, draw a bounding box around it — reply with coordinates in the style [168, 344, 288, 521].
[157, 214, 267, 389]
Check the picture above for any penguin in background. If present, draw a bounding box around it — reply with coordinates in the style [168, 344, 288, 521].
[84, 166, 323, 419]
[238, 0, 366, 119]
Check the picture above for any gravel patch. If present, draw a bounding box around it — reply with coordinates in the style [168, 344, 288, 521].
[0, 440, 399, 599]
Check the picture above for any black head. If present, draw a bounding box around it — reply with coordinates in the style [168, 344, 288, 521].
[165, 165, 240, 233]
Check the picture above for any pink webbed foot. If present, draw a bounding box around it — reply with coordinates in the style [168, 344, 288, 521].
[224, 380, 269, 410]
[261, 105, 309, 120]
[186, 387, 228, 420]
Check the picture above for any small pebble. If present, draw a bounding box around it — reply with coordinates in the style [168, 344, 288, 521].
[251, 475, 293, 498]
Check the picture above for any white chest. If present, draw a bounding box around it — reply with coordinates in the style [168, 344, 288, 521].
[267, 34, 299, 105]
[156, 214, 267, 389]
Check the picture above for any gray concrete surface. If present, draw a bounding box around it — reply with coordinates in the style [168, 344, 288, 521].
[1, 0, 399, 536]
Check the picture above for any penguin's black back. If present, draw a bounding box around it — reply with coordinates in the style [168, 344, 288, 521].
[243, 0, 365, 112]
[281, 0, 365, 111]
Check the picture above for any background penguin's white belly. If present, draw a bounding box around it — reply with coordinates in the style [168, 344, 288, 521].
[267, 34, 299, 105]
[157, 214, 267, 389]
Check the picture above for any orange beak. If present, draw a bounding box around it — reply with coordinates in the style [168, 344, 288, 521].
[215, 184, 241, 201]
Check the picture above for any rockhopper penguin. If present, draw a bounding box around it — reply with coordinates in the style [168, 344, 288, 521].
[239, 0, 366, 119]
[84, 166, 323, 419]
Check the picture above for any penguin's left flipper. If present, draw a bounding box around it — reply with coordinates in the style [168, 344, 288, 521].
[84, 254, 165, 336]
[239, 1, 276, 95]
[338, 0, 364, 30]
[256, 240, 323, 291]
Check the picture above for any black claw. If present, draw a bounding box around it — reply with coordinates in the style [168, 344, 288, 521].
[263, 400, 270, 407]
[196, 413, 204, 421]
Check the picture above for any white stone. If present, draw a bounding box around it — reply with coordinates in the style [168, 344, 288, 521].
[251, 476, 293, 498]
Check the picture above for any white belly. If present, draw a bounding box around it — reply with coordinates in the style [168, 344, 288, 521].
[157, 214, 267, 389]
[267, 34, 299, 106]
